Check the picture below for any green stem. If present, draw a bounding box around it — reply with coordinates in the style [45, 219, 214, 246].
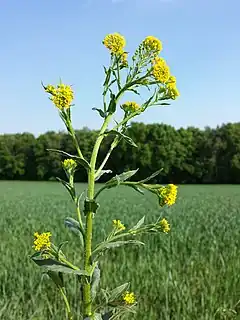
[94, 185, 108, 200]
[69, 174, 84, 232]
[95, 136, 119, 178]
[116, 59, 121, 90]
[59, 287, 73, 320]
[68, 121, 84, 159]
[60, 256, 80, 271]
[112, 111, 139, 132]
[83, 114, 113, 318]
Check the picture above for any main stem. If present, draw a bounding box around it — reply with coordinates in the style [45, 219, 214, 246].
[83, 114, 112, 317]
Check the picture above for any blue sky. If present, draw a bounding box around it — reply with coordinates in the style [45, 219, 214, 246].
[0, 0, 239, 136]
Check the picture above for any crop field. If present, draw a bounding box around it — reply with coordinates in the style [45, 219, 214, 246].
[0, 182, 240, 320]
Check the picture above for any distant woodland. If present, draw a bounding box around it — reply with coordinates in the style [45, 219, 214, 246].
[1, 122, 240, 183]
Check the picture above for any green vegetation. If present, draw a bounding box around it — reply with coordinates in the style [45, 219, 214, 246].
[0, 122, 240, 183]
[0, 182, 239, 319]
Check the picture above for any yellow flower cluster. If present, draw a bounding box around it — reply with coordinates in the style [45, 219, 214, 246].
[158, 184, 178, 207]
[113, 219, 126, 231]
[123, 291, 136, 305]
[45, 83, 74, 110]
[121, 101, 140, 113]
[62, 158, 77, 171]
[152, 57, 170, 84]
[103, 33, 126, 54]
[33, 232, 51, 251]
[142, 36, 162, 54]
[166, 75, 180, 99]
[159, 218, 170, 233]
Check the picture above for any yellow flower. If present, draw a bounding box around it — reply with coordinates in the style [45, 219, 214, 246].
[113, 219, 126, 231]
[123, 291, 136, 305]
[45, 83, 74, 110]
[33, 232, 52, 251]
[45, 84, 56, 95]
[152, 57, 170, 83]
[168, 75, 177, 85]
[62, 158, 77, 171]
[166, 76, 180, 99]
[158, 184, 178, 207]
[159, 218, 170, 233]
[121, 101, 140, 113]
[142, 36, 162, 54]
[103, 33, 126, 54]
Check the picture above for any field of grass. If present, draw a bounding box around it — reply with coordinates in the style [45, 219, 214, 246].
[0, 181, 240, 320]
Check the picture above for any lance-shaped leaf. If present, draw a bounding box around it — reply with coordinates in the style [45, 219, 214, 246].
[47, 270, 64, 288]
[108, 130, 138, 148]
[31, 257, 89, 276]
[93, 240, 144, 257]
[153, 102, 170, 106]
[64, 217, 81, 234]
[106, 169, 139, 187]
[95, 169, 112, 182]
[64, 217, 84, 246]
[137, 168, 163, 183]
[129, 216, 145, 232]
[108, 92, 117, 114]
[109, 283, 130, 301]
[91, 263, 101, 301]
[92, 108, 106, 118]
[103, 66, 112, 87]
[56, 177, 76, 201]
[47, 149, 91, 171]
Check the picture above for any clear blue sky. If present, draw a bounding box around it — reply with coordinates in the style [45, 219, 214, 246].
[0, 0, 239, 136]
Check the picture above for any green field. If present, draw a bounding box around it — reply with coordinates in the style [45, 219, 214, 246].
[0, 182, 240, 320]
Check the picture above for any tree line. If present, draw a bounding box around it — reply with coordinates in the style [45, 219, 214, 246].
[0, 122, 240, 183]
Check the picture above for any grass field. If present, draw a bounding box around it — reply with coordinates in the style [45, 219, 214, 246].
[0, 181, 240, 320]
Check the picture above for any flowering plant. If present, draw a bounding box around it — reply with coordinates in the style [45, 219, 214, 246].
[30, 33, 179, 320]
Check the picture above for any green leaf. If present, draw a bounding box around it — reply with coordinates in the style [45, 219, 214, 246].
[138, 168, 163, 183]
[106, 169, 139, 186]
[154, 102, 170, 106]
[92, 108, 106, 118]
[91, 263, 101, 301]
[32, 257, 89, 276]
[109, 283, 130, 301]
[93, 240, 144, 256]
[129, 216, 145, 232]
[107, 92, 117, 114]
[57, 241, 68, 258]
[103, 66, 112, 87]
[108, 130, 138, 148]
[100, 288, 109, 304]
[95, 169, 112, 182]
[84, 199, 100, 215]
[56, 177, 76, 201]
[47, 149, 91, 170]
[64, 217, 84, 246]
[47, 270, 64, 288]
[64, 217, 81, 234]
[128, 88, 140, 95]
